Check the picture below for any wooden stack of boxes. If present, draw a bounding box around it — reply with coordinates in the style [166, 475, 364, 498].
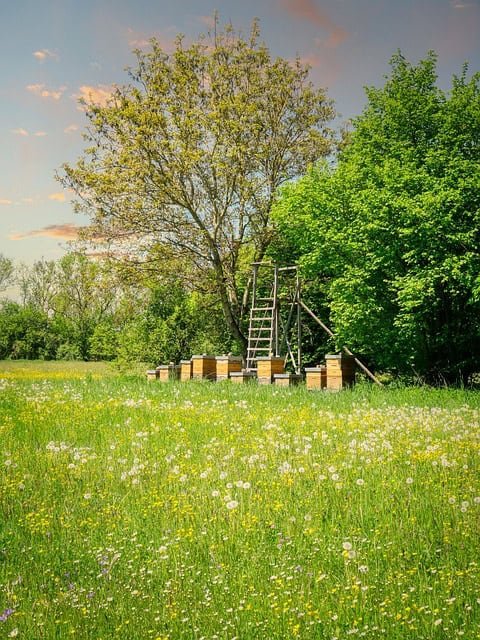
[326, 354, 356, 390]
[215, 355, 243, 381]
[230, 371, 256, 384]
[191, 354, 217, 381]
[157, 363, 181, 382]
[180, 359, 192, 381]
[146, 368, 160, 381]
[256, 356, 285, 385]
[273, 373, 302, 387]
[305, 365, 327, 390]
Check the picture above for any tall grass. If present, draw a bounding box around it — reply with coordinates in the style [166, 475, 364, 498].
[1, 362, 479, 638]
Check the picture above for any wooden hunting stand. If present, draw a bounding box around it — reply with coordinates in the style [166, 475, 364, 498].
[246, 262, 382, 386]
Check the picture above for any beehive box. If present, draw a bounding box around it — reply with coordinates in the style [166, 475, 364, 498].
[191, 354, 217, 380]
[230, 371, 256, 384]
[215, 355, 243, 381]
[256, 356, 285, 384]
[326, 354, 356, 390]
[180, 360, 192, 382]
[305, 365, 327, 390]
[146, 369, 159, 381]
[157, 363, 181, 382]
[273, 373, 302, 387]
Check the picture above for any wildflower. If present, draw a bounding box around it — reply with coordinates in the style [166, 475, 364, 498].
[0, 608, 14, 622]
[8, 629, 18, 638]
[226, 500, 238, 510]
[406, 477, 414, 485]
[356, 478, 365, 486]
[211, 490, 220, 498]
[342, 541, 352, 551]
[83, 493, 92, 500]
[358, 565, 368, 573]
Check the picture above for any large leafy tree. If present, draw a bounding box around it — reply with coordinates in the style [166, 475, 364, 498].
[60, 20, 335, 353]
[272, 52, 480, 382]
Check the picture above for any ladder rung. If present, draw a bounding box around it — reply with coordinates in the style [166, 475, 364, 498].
[247, 347, 270, 352]
[248, 337, 271, 341]
[251, 317, 272, 322]
[249, 327, 271, 332]
[252, 306, 273, 311]
[257, 298, 273, 302]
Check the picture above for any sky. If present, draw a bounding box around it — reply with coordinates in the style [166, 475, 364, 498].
[0, 0, 479, 268]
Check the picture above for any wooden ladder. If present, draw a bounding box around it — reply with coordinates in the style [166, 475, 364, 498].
[246, 264, 279, 371]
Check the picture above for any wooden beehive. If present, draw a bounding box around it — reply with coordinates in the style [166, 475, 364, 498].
[180, 359, 192, 382]
[305, 365, 327, 390]
[146, 369, 159, 381]
[326, 354, 356, 390]
[215, 355, 243, 381]
[256, 356, 285, 385]
[230, 371, 256, 384]
[158, 363, 181, 382]
[191, 354, 217, 380]
[273, 373, 302, 387]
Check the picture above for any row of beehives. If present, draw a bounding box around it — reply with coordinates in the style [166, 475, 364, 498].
[147, 353, 356, 390]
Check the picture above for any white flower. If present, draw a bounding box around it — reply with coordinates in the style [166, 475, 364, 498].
[342, 541, 352, 551]
[83, 493, 92, 500]
[358, 565, 368, 573]
[406, 477, 414, 485]
[235, 480, 244, 488]
[356, 478, 365, 486]
[242, 482, 251, 490]
[211, 490, 220, 497]
[226, 500, 238, 510]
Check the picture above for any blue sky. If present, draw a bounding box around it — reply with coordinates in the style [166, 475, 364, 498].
[1, 0, 479, 266]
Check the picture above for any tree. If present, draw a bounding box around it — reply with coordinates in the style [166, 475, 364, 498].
[0, 254, 14, 292]
[272, 52, 480, 382]
[60, 19, 335, 354]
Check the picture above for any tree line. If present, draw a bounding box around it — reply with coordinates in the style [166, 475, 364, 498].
[0, 253, 232, 364]
[2, 20, 479, 382]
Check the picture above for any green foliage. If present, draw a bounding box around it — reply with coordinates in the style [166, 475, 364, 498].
[272, 52, 480, 382]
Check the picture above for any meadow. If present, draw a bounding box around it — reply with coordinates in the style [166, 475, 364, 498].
[1, 361, 479, 639]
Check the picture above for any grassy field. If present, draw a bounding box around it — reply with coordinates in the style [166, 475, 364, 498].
[0, 362, 479, 639]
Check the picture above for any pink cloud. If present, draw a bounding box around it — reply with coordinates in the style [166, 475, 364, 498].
[279, 0, 348, 47]
[0, 199, 13, 205]
[10, 223, 81, 241]
[74, 85, 114, 109]
[126, 27, 178, 53]
[12, 128, 29, 136]
[48, 192, 66, 202]
[33, 49, 58, 62]
[34, 131, 47, 137]
[64, 124, 79, 134]
[26, 83, 65, 100]
[198, 15, 216, 30]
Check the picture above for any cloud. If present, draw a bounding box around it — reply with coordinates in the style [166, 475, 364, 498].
[279, 0, 348, 47]
[10, 223, 81, 241]
[127, 27, 178, 53]
[198, 15, 216, 29]
[34, 131, 47, 137]
[33, 48, 58, 61]
[75, 84, 114, 108]
[26, 83, 66, 100]
[48, 192, 67, 202]
[0, 199, 13, 205]
[64, 124, 79, 134]
[12, 128, 29, 136]
[450, 0, 475, 7]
